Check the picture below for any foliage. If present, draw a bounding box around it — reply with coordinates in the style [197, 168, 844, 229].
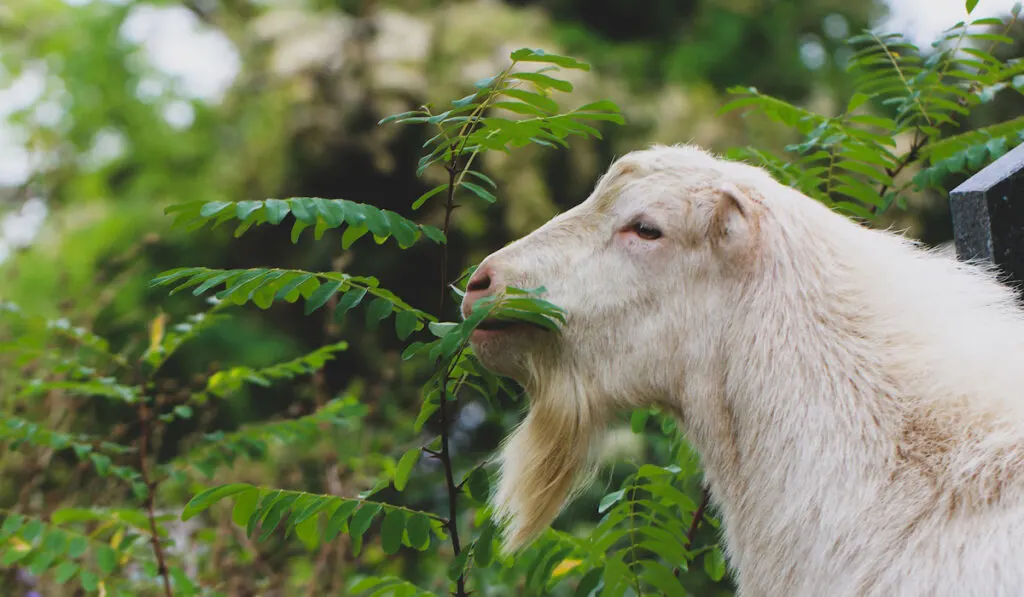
[4, 3, 1024, 596]
[150, 47, 628, 597]
[721, 1, 1024, 220]
[1, 299, 307, 595]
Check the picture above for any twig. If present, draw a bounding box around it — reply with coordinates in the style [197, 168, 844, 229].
[685, 487, 712, 550]
[138, 398, 174, 597]
[436, 154, 469, 597]
[455, 460, 488, 492]
[873, 130, 927, 215]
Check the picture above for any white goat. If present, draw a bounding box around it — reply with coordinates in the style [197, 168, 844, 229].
[459, 144, 1024, 597]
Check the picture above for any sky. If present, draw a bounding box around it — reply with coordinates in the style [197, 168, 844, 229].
[0, 0, 1021, 260]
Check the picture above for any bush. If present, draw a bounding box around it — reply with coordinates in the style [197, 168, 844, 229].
[3, 3, 1024, 594]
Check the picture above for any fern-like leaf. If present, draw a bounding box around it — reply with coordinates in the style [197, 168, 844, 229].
[164, 197, 445, 248]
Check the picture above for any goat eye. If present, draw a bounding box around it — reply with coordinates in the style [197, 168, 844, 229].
[631, 221, 662, 240]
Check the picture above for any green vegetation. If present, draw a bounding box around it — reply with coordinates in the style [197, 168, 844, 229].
[2, 0, 1023, 595]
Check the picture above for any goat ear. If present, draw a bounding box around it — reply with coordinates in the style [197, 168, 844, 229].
[709, 182, 759, 255]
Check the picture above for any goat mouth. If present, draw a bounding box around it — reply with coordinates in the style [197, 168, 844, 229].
[473, 317, 552, 335]
[476, 318, 520, 332]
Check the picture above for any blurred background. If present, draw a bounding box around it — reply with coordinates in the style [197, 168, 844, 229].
[2, 0, 1023, 595]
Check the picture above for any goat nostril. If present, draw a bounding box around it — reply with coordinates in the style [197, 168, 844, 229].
[467, 271, 492, 292]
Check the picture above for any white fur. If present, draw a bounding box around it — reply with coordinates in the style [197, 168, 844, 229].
[461, 144, 1024, 596]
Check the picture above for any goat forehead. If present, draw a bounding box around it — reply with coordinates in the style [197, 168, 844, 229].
[544, 144, 776, 229]
[592, 171, 709, 221]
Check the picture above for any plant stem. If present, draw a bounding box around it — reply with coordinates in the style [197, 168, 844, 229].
[437, 153, 468, 597]
[138, 398, 174, 597]
[686, 487, 711, 550]
[873, 129, 926, 214]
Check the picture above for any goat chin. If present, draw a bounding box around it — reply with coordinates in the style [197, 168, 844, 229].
[491, 367, 607, 552]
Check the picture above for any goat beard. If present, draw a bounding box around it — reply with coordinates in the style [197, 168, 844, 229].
[491, 369, 607, 553]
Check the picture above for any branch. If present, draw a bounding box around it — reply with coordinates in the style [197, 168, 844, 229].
[436, 155, 469, 597]
[138, 397, 174, 597]
[873, 129, 927, 215]
[685, 487, 711, 550]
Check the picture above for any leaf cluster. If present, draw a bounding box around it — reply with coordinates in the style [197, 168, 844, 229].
[721, 7, 1024, 219]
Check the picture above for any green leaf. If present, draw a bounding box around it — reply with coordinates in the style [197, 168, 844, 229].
[452, 92, 480, 108]
[465, 169, 498, 189]
[406, 513, 431, 551]
[324, 501, 359, 542]
[414, 398, 440, 432]
[273, 273, 313, 302]
[363, 208, 390, 238]
[67, 536, 88, 559]
[966, 0, 980, 13]
[191, 271, 235, 296]
[491, 100, 547, 117]
[182, 484, 253, 521]
[704, 546, 727, 581]
[232, 488, 260, 527]
[967, 143, 988, 169]
[598, 489, 625, 514]
[365, 298, 394, 330]
[630, 409, 649, 434]
[429, 321, 457, 337]
[379, 110, 425, 125]
[289, 198, 317, 223]
[401, 341, 426, 361]
[90, 453, 112, 476]
[295, 514, 320, 551]
[509, 48, 591, 70]
[292, 496, 331, 528]
[448, 549, 471, 582]
[380, 509, 406, 555]
[28, 550, 55, 576]
[305, 279, 344, 315]
[394, 448, 420, 491]
[421, 226, 446, 244]
[641, 562, 687, 596]
[1, 514, 24, 536]
[395, 310, 420, 340]
[510, 72, 573, 92]
[503, 88, 559, 112]
[199, 201, 232, 217]
[0, 546, 28, 566]
[413, 184, 448, 210]
[349, 504, 382, 539]
[257, 492, 298, 541]
[574, 568, 603, 597]
[386, 212, 419, 248]
[464, 468, 490, 502]
[264, 199, 290, 224]
[235, 200, 264, 220]
[336, 287, 368, 318]
[80, 570, 99, 591]
[54, 561, 79, 584]
[460, 181, 496, 204]
[291, 219, 310, 243]
[474, 523, 495, 567]
[96, 544, 117, 575]
[341, 223, 370, 249]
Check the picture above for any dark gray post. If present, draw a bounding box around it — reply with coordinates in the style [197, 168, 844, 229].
[950, 142, 1024, 296]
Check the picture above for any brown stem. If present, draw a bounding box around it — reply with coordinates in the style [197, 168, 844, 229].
[138, 399, 174, 597]
[439, 147, 459, 315]
[872, 130, 927, 215]
[685, 487, 711, 550]
[435, 153, 469, 597]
